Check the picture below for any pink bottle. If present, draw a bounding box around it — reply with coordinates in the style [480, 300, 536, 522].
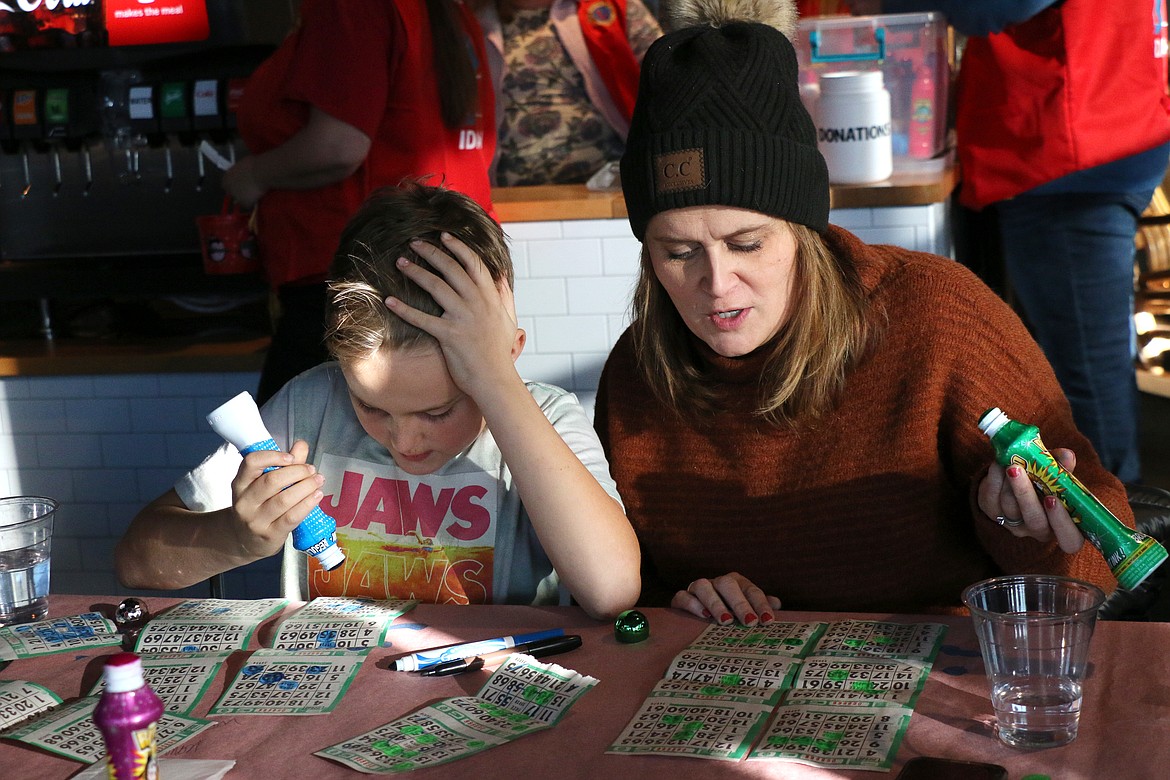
[93, 652, 164, 780]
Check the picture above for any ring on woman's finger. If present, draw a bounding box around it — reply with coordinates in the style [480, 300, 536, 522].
[1000, 516, 1025, 528]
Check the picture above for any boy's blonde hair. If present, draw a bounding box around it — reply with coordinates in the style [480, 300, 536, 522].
[325, 181, 512, 362]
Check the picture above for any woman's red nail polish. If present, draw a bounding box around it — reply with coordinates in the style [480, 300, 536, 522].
[760, 612, 774, 624]
[743, 612, 757, 624]
[701, 609, 711, 618]
[1007, 465, 1022, 478]
[720, 612, 732, 624]
[1044, 495, 1058, 510]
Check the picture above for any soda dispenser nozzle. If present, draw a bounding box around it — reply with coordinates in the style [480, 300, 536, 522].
[20, 145, 31, 198]
[81, 143, 93, 195]
[51, 146, 62, 196]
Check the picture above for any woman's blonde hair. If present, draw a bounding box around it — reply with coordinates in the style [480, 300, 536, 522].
[630, 222, 875, 425]
[325, 181, 512, 363]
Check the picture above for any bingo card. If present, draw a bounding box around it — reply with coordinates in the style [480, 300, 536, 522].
[0, 613, 121, 661]
[134, 598, 287, 654]
[688, 621, 826, 658]
[784, 655, 932, 708]
[0, 679, 61, 731]
[748, 704, 911, 771]
[813, 620, 947, 661]
[88, 651, 232, 715]
[271, 596, 417, 650]
[0, 695, 214, 764]
[664, 647, 801, 690]
[209, 647, 365, 716]
[607, 679, 781, 760]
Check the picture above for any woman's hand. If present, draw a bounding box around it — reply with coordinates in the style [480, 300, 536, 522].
[671, 572, 783, 626]
[386, 233, 523, 398]
[227, 440, 325, 560]
[977, 448, 1085, 554]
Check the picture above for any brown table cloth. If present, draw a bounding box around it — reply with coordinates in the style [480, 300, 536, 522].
[2, 595, 1167, 778]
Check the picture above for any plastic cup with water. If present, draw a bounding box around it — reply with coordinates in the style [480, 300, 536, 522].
[0, 496, 57, 626]
[963, 575, 1105, 749]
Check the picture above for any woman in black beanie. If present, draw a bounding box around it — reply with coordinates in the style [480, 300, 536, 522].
[594, 0, 1131, 623]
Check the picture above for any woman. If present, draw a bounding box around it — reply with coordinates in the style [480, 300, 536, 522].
[224, 0, 496, 404]
[595, 0, 1132, 624]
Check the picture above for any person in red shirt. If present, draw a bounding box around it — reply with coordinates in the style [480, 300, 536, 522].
[854, 0, 1170, 484]
[223, 0, 497, 404]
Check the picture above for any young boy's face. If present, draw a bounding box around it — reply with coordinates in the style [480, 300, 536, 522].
[340, 345, 487, 476]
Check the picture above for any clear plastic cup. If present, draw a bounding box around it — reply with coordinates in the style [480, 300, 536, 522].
[0, 496, 57, 626]
[963, 575, 1105, 749]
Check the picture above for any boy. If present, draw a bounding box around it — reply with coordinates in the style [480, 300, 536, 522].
[116, 182, 639, 620]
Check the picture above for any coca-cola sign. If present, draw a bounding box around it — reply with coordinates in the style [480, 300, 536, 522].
[0, 0, 209, 50]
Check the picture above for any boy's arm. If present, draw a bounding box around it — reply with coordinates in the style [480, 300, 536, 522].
[388, 235, 641, 620]
[116, 443, 324, 590]
[115, 489, 257, 590]
[475, 377, 641, 620]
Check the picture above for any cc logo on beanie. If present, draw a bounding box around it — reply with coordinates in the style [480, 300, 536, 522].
[654, 148, 706, 194]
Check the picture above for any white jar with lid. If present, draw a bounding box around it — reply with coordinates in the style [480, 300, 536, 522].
[814, 70, 893, 185]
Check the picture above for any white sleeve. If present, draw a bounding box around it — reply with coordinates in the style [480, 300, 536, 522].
[173, 441, 242, 512]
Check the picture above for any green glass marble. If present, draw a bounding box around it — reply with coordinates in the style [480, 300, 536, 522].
[614, 609, 649, 644]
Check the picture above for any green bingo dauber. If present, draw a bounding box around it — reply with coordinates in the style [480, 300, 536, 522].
[978, 407, 1168, 590]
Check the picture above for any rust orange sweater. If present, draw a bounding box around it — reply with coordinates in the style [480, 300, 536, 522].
[595, 227, 1128, 614]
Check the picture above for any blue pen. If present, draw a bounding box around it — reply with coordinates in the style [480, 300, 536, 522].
[391, 628, 565, 672]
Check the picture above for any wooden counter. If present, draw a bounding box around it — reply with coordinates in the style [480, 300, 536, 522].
[491, 165, 957, 222]
[0, 335, 269, 377]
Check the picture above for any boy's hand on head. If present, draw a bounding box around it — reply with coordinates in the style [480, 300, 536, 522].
[386, 233, 523, 397]
[228, 440, 324, 561]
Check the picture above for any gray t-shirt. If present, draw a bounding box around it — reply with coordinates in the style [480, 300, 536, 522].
[176, 362, 622, 604]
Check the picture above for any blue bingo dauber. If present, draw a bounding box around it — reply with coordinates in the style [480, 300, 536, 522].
[391, 628, 566, 672]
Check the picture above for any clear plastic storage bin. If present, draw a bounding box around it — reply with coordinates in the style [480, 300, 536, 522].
[795, 12, 952, 171]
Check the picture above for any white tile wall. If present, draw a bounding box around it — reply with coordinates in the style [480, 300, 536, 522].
[2, 204, 948, 601]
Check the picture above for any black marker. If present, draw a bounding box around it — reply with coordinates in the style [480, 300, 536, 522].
[420, 635, 583, 677]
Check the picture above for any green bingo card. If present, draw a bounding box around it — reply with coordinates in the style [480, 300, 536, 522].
[0, 695, 214, 764]
[813, 620, 947, 661]
[785, 655, 932, 709]
[607, 679, 783, 760]
[317, 653, 597, 773]
[748, 704, 911, 770]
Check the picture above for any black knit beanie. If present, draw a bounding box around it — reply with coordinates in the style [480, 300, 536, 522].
[620, 18, 830, 240]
